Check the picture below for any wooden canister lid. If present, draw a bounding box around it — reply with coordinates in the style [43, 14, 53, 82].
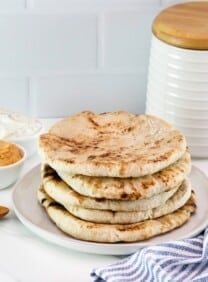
[152, 2, 208, 50]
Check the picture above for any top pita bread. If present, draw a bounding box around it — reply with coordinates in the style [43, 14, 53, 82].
[38, 111, 187, 178]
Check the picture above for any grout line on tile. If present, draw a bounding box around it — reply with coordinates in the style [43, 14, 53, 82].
[25, 0, 33, 9]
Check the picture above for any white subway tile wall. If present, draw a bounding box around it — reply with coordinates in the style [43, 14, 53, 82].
[30, 74, 145, 117]
[161, 0, 204, 7]
[0, 78, 28, 112]
[0, 0, 200, 117]
[0, 0, 26, 10]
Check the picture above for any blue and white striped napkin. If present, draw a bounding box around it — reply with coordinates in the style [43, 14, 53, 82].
[91, 228, 208, 282]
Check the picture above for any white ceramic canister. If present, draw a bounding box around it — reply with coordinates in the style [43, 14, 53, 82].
[146, 2, 208, 158]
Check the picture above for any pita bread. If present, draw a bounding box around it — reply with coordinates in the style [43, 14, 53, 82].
[38, 111, 187, 178]
[42, 164, 178, 211]
[37, 185, 196, 243]
[56, 150, 191, 200]
[44, 179, 191, 224]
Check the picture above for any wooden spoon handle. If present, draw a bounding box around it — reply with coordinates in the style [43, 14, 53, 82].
[0, 206, 9, 218]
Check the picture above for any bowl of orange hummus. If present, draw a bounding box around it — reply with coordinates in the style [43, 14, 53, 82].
[0, 140, 26, 189]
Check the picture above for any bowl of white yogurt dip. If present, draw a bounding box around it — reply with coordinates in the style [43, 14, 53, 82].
[0, 109, 43, 157]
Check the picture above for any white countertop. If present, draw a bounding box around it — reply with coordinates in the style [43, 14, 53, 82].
[0, 119, 207, 282]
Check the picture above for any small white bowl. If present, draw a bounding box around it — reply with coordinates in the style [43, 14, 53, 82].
[0, 143, 26, 189]
[0, 109, 43, 158]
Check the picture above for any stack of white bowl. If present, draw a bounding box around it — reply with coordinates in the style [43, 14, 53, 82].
[146, 36, 208, 158]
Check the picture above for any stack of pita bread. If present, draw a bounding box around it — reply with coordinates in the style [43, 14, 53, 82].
[37, 111, 196, 243]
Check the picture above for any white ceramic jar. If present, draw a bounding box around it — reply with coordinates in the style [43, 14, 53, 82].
[146, 2, 208, 158]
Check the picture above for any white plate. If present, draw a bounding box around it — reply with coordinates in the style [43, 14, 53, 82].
[12, 165, 208, 255]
